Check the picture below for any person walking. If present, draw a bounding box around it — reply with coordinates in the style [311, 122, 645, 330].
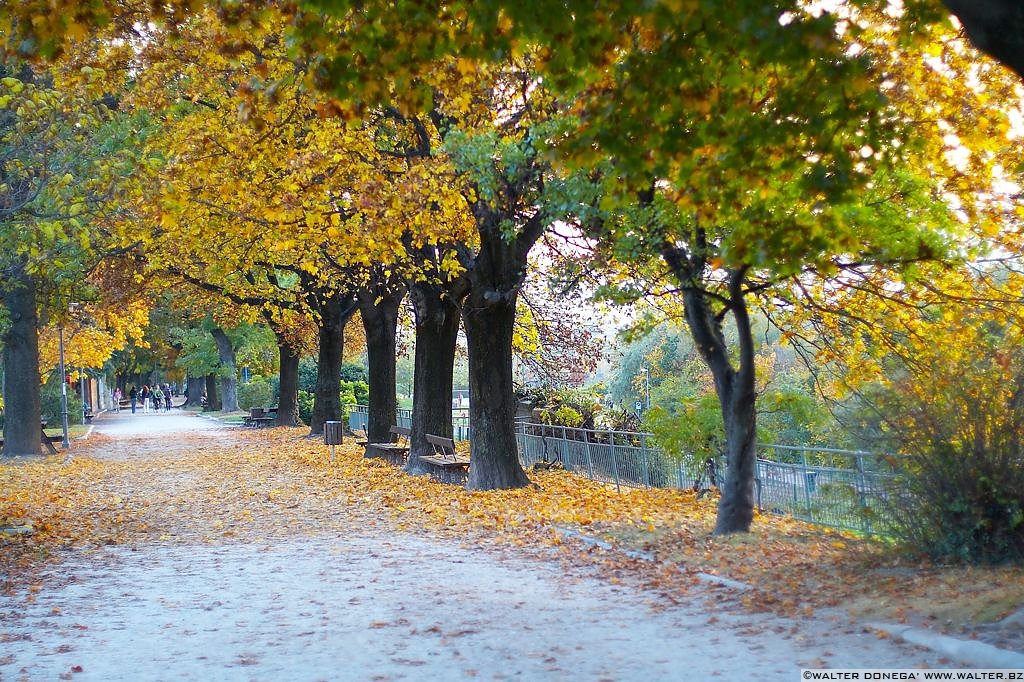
[129, 385, 138, 414]
[112, 387, 122, 413]
[164, 383, 173, 411]
[141, 385, 151, 413]
[152, 384, 163, 412]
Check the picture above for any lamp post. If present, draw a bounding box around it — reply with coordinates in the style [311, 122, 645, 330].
[79, 368, 88, 422]
[57, 324, 70, 449]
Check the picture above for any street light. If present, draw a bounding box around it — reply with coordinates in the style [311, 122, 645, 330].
[58, 302, 84, 450]
[57, 324, 70, 449]
[79, 367, 88, 423]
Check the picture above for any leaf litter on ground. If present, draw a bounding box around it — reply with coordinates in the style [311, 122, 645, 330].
[1, 427, 1021, 650]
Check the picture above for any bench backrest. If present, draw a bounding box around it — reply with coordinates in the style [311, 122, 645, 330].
[251, 407, 265, 418]
[425, 433, 456, 459]
[390, 425, 411, 445]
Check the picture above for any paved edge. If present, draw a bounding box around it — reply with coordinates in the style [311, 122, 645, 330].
[556, 527, 1024, 668]
[870, 622, 1024, 668]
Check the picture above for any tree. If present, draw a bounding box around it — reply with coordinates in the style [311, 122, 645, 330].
[404, 249, 468, 473]
[1, 62, 135, 455]
[210, 327, 239, 412]
[120, 9, 417, 435]
[357, 269, 405, 445]
[574, 2, 981, 533]
[437, 58, 605, 489]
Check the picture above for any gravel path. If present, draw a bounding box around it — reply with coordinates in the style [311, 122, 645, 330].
[0, 411, 950, 680]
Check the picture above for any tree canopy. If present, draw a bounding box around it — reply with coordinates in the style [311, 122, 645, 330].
[1, 0, 1023, 540]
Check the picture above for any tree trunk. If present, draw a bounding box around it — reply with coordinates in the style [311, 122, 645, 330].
[276, 339, 301, 426]
[1, 267, 42, 457]
[715, 365, 758, 534]
[205, 373, 221, 411]
[670, 253, 758, 535]
[463, 288, 531, 489]
[942, 1, 1024, 80]
[210, 327, 239, 413]
[457, 205, 544, 490]
[358, 281, 404, 446]
[184, 376, 205, 407]
[405, 279, 463, 474]
[309, 292, 356, 436]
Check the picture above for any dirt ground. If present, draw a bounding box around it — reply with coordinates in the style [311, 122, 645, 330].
[0, 411, 1000, 680]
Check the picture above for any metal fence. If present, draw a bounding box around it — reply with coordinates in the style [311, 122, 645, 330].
[348, 406, 900, 535]
[517, 423, 900, 536]
[348, 405, 471, 441]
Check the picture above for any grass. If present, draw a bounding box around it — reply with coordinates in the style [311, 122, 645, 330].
[42, 425, 90, 439]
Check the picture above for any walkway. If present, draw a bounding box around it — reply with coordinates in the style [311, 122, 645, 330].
[1, 410, 952, 680]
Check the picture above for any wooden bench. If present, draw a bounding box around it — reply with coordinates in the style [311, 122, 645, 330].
[244, 407, 276, 428]
[420, 434, 470, 485]
[0, 421, 59, 455]
[364, 426, 410, 465]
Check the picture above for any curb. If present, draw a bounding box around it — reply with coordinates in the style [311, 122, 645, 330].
[870, 622, 1024, 669]
[554, 526, 1024, 667]
[194, 412, 241, 427]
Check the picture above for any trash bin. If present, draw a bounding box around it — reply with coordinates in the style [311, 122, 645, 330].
[325, 421, 344, 462]
[324, 421, 344, 445]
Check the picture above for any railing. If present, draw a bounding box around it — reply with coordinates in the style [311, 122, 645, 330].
[752, 444, 899, 536]
[348, 405, 471, 441]
[348, 406, 900, 535]
[515, 422, 703, 491]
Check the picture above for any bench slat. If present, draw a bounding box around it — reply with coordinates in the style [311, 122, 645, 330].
[420, 455, 470, 467]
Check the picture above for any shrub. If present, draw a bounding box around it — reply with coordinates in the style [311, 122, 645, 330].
[294, 383, 367, 425]
[298, 390, 315, 424]
[40, 380, 84, 426]
[873, 355, 1024, 564]
[298, 358, 318, 393]
[645, 393, 724, 464]
[886, 422, 1024, 564]
[341, 362, 367, 383]
[351, 381, 369, 405]
[339, 382, 356, 406]
[540, 405, 584, 428]
[237, 378, 272, 411]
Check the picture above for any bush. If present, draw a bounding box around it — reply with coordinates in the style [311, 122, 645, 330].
[298, 358, 318, 393]
[873, 357, 1024, 564]
[645, 393, 723, 464]
[348, 380, 369, 405]
[40, 380, 84, 426]
[341, 362, 367, 383]
[539, 405, 583, 428]
[237, 378, 272, 411]
[339, 382, 356, 406]
[295, 383, 366, 425]
[298, 390, 315, 424]
[886, 423, 1024, 564]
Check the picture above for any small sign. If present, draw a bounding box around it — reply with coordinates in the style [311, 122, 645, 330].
[635, 400, 643, 412]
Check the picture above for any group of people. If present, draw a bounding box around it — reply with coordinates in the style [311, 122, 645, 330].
[114, 383, 176, 414]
